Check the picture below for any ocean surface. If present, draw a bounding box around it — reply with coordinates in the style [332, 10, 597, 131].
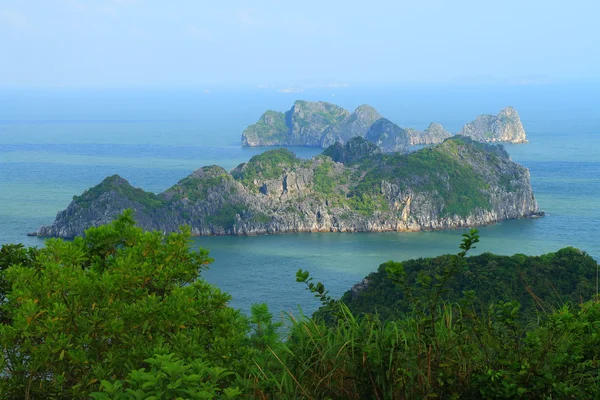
[1, 83, 599, 316]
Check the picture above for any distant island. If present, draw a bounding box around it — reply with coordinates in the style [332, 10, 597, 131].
[241, 100, 527, 149]
[30, 136, 540, 238]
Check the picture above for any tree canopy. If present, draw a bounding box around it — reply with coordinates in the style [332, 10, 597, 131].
[1, 213, 599, 399]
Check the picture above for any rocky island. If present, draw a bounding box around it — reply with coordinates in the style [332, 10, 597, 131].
[30, 136, 540, 238]
[458, 106, 527, 143]
[241, 101, 527, 149]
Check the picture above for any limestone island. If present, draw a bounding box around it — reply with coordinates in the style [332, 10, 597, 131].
[30, 136, 541, 238]
[241, 101, 527, 149]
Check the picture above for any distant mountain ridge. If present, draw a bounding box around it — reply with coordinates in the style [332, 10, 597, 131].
[30, 136, 540, 239]
[241, 101, 527, 149]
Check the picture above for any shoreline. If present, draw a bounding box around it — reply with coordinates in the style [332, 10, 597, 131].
[28, 211, 545, 239]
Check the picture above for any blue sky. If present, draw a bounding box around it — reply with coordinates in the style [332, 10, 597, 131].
[0, 0, 598, 87]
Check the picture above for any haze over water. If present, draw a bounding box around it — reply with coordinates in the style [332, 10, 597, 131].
[1, 83, 599, 315]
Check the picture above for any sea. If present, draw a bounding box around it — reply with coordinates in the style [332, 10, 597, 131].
[1, 83, 599, 316]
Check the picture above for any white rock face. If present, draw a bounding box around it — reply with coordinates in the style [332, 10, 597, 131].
[459, 106, 527, 144]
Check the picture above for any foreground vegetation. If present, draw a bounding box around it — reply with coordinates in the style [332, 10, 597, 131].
[2, 213, 599, 398]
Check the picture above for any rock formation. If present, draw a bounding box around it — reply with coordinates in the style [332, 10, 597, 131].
[365, 118, 410, 153]
[322, 137, 381, 164]
[243, 102, 528, 149]
[242, 101, 375, 148]
[407, 122, 452, 145]
[320, 105, 382, 147]
[31, 136, 540, 239]
[458, 106, 527, 143]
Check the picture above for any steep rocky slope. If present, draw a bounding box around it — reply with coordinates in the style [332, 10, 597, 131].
[31, 136, 540, 238]
[365, 118, 410, 153]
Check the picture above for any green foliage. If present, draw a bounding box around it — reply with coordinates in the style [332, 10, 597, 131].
[0, 211, 251, 398]
[4, 214, 600, 399]
[232, 149, 302, 189]
[499, 173, 516, 191]
[251, 230, 600, 399]
[293, 100, 348, 127]
[256, 298, 600, 399]
[251, 212, 272, 224]
[169, 167, 233, 203]
[89, 354, 242, 399]
[64, 136, 522, 237]
[296, 269, 336, 308]
[312, 160, 337, 195]
[243, 110, 289, 143]
[73, 175, 165, 211]
[351, 139, 491, 217]
[345, 192, 389, 215]
[206, 204, 247, 230]
[0, 243, 39, 323]
[341, 246, 597, 322]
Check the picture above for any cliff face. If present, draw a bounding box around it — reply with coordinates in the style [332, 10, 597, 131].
[286, 101, 350, 146]
[407, 122, 452, 145]
[243, 102, 528, 148]
[241, 110, 288, 146]
[459, 106, 527, 144]
[365, 118, 410, 153]
[31, 136, 540, 239]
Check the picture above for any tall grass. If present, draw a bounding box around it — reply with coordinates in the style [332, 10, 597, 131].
[246, 230, 600, 399]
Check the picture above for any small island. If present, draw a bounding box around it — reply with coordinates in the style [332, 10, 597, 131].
[30, 136, 540, 238]
[241, 101, 527, 149]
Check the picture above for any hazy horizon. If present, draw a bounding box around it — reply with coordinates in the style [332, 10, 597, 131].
[1, 0, 598, 88]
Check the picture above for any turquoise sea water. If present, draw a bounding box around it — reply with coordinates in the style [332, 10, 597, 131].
[1, 84, 599, 315]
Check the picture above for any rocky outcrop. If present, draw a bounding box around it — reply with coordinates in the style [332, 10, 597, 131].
[241, 110, 288, 147]
[365, 118, 410, 153]
[320, 105, 382, 147]
[459, 106, 527, 144]
[407, 122, 452, 145]
[286, 101, 350, 146]
[243, 102, 528, 149]
[242, 100, 352, 147]
[30, 136, 540, 239]
[322, 137, 381, 164]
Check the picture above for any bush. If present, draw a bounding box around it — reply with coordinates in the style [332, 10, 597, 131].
[0, 210, 251, 398]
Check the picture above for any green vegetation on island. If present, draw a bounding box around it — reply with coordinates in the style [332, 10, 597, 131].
[231, 148, 301, 189]
[4, 216, 600, 398]
[73, 174, 166, 211]
[242, 100, 406, 151]
[31, 136, 540, 238]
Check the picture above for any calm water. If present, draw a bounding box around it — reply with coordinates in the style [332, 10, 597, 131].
[1, 84, 599, 315]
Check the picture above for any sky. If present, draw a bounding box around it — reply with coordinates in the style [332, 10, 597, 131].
[0, 0, 598, 87]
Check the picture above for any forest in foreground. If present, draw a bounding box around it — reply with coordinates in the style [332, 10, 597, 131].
[1, 211, 599, 399]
